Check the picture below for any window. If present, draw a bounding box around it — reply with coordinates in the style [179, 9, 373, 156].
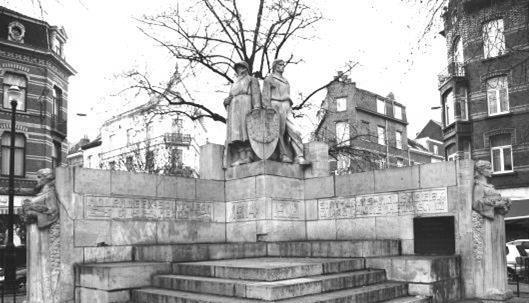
[335, 121, 350, 146]
[446, 144, 457, 161]
[396, 159, 404, 167]
[444, 90, 455, 126]
[172, 118, 183, 133]
[490, 134, 513, 173]
[460, 88, 468, 121]
[1, 133, 25, 176]
[433, 145, 439, 155]
[394, 105, 402, 120]
[336, 97, 347, 112]
[52, 86, 62, 118]
[171, 148, 183, 164]
[52, 141, 61, 167]
[377, 126, 386, 145]
[487, 76, 509, 115]
[395, 131, 403, 149]
[2, 73, 26, 111]
[377, 99, 386, 114]
[145, 150, 155, 172]
[126, 129, 134, 145]
[483, 19, 505, 59]
[52, 36, 63, 56]
[454, 37, 464, 64]
[146, 122, 154, 139]
[125, 156, 134, 171]
[108, 134, 115, 150]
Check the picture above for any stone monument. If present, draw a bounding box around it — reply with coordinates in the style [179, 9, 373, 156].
[22, 168, 62, 303]
[470, 160, 512, 302]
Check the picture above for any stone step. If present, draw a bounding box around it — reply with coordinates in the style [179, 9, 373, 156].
[383, 296, 431, 303]
[172, 258, 365, 281]
[153, 269, 386, 300]
[132, 282, 408, 303]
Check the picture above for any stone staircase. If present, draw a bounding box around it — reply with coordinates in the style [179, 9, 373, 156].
[130, 257, 429, 303]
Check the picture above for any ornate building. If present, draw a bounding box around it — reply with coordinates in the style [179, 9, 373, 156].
[0, 6, 75, 212]
[438, 0, 529, 238]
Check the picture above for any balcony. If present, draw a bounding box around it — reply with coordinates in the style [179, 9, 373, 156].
[438, 62, 466, 88]
[164, 133, 192, 145]
[442, 121, 472, 140]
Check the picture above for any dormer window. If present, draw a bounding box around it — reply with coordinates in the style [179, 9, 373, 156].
[52, 36, 63, 56]
[7, 21, 25, 43]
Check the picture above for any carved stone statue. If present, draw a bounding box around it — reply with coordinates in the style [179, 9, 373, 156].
[473, 160, 511, 219]
[262, 59, 309, 165]
[223, 61, 262, 167]
[22, 168, 62, 303]
[471, 160, 512, 301]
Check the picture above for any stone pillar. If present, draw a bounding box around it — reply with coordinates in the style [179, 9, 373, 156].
[199, 143, 225, 180]
[303, 141, 330, 178]
[456, 160, 512, 302]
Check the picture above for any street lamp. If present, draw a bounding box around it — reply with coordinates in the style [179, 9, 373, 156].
[5, 85, 20, 292]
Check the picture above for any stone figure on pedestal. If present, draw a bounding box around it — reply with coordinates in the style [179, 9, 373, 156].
[21, 168, 62, 303]
[471, 160, 512, 301]
[223, 61, 262, 167]
[262, 59, 309, 165]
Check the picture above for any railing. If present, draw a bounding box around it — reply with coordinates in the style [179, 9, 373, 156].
[0, 245, 27, 302]
[438, 62, 466, 86]
[163, 133, 192, 145]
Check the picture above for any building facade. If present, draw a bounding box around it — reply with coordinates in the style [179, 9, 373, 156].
[314, 75, 441, 174]
[96, 100, 208, 177]
[439, 0, 529, 239]
[0, 6, 74, 212]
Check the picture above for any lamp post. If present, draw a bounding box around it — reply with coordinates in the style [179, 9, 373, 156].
[5, 85, 20, 292]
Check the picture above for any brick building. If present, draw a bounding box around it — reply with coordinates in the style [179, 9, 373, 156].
[439, 0, 529, 239]
[0, 6, 75, 212]
[314, 75, 441, 174]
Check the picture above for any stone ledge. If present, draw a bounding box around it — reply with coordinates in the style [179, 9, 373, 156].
[225, 160, 304, 180]
[75, 262, 171, 290]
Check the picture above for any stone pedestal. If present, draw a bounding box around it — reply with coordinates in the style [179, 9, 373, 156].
[303, 141, 329, 178]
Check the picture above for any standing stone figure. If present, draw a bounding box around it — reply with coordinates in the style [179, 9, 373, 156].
[223, 61, 262, 167]
[22, 168, 62, 303]
[262, 59, 309, 164]
[471, 160, 512, 300]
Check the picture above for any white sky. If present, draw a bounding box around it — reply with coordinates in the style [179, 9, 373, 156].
[1, 0, 447, 146]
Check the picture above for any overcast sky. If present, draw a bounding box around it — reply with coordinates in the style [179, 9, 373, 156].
[1, 0, 447, 145]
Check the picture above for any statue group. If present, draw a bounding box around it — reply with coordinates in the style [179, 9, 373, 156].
[223, 59, 310, 168]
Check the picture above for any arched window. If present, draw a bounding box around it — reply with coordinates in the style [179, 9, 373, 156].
[2, 72, 26, 111]
[1, 132, 25, 176]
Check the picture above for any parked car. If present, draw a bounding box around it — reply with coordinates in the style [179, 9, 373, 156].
[506, 243, 529, 278]
[507, 239, 529, 254]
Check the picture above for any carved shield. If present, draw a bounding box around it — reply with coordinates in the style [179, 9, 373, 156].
[246, 108, 279, 160]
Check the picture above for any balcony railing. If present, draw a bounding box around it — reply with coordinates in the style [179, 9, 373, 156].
[438, 62, 466, 87]
[164, 132, 192, 145]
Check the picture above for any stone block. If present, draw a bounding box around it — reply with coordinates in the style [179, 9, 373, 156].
[83, 246, 133, 263]
[336, 217, 377, 240]
[156, 175, 196, 200]
[207, 243, 267, 260]
[74, 220, 111, 247]
[374, 166, 420, 193]
[408, 278, 461, 303]
[255, 175, 303, 199]
[213, 202, 226, 222]
[74, 168, 111, 195]
[111, 171, 157, 197]
[225, 177, 255, 201]
[401, 239, 414, 255]
[447, 186, 458, 213]
[76, 262, 171, 290]
[135, 244, 212, 262]
[156, 221, 226, 243]
[267, 242, 312, 257]
[77, 287, 130, 303]
[199, 143, 225, 180]
[311, 241, 364, 258]
[256, 220, 306, 241]
[307, 220, 336, 240]
[366, 256, 460, 283]
[361, 240, 400, 257]
[304, 176, 334, 199]
[419, 161, 457, 189]
[226, 221, 257, 242]
[305, 199, 318, 220]
[196, 179, 225, 202]
[304, 141, 330, 178]
[335, 171, 375, 197]
[226, 198, 266, 222]
[225, 160, 303, 180]
[375, 215, 414, 239]
[110, 221, 157, 245]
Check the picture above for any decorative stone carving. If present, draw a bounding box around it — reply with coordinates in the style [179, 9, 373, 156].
[247, 108, 280, 160]
[23, 168, 62, 303]
[7, 21, 25, 43]
[472, 160, 511, 219]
